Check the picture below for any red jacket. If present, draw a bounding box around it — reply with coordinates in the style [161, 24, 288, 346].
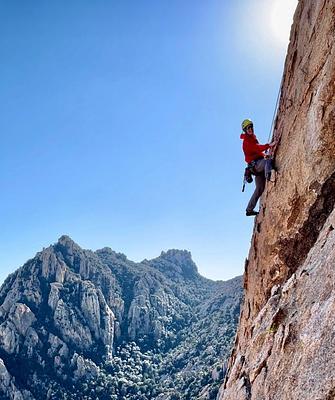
[240, 133, 270, 163]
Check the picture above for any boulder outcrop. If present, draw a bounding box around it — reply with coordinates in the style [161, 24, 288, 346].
[218, 1, 335, 399]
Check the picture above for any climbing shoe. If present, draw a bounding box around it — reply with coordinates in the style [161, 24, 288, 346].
[246, 210, 259, 216]
[266, 169, 277, 182]
[269, 169, 276, 182]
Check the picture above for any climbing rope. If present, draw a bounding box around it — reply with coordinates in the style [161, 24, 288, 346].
[267, 73, 284, 144]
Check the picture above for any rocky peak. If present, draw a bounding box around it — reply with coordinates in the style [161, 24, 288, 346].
[57, 234, 77, 247]
[150, 249, 199, 280]
[160, 249, 193, 263]
[95, 247, 128, 263]
[54, 235, 83, 263]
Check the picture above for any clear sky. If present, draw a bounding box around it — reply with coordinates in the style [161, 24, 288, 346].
[0, 0, 297, 284]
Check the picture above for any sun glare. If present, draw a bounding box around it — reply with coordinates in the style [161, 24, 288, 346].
[270, 0, 298, 46]
[235, 0, 299, 60]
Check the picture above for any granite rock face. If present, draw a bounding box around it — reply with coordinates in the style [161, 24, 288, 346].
[0, 236, 116, 398]
[0, 236, 243, 399]
[218, 1, 335, 399]
[0, 358, 34, 400]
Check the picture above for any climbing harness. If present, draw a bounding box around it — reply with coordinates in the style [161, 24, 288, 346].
[242, 158, 263, 192]
[248, 158, 262, 174]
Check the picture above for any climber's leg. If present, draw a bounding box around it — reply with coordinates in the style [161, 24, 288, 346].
[246, 159, 266, 215]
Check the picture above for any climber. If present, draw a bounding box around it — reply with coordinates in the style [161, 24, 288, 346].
[240, 119, 276, 216]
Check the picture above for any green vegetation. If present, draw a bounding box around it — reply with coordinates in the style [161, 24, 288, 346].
[0, 239, 243, 399]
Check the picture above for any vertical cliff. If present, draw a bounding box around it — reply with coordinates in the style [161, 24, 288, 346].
[218, 0, 335, 399]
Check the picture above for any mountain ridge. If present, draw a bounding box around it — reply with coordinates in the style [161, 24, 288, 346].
[0, 235, 243, 399]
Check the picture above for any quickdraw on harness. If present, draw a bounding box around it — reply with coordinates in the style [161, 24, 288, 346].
[241, 158, 263, 192]
[242, 165, 253, 192]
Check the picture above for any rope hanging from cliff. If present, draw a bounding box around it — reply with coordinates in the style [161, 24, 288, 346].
[267, 73, 285, 144]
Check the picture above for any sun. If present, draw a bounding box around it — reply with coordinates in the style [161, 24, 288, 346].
[270, 0, 298, 46]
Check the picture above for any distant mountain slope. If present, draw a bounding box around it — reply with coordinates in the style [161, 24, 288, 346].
[0, 236, 242, 399]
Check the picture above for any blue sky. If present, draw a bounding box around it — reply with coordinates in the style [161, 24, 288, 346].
[0, 0, 297, 283]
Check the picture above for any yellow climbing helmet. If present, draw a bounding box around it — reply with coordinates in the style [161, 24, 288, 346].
[241, 119, 253, 131]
